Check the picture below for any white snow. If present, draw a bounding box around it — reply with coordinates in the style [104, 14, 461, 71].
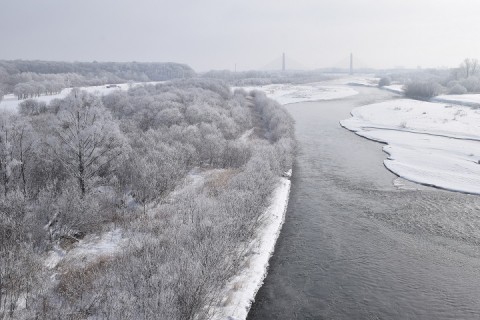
[212, 177, 291, 320]
[45, 229, 125, 270]
[329, 75, 380, 87]
[0, 81, 163, 112]
[383, 84, 404, 94]
[239, 128, 254, 143]
[341, 99, 480, 194]
[433, 94, 480, 107]
[236, 83, 358, 105]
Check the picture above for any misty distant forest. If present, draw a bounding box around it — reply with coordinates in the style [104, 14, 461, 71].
[0, 60, 295, 319]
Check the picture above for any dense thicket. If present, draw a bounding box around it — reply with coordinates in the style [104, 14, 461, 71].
[0, 79, 295, 319]
[0, 60, 195, 100]
[404, 81, 442, 100]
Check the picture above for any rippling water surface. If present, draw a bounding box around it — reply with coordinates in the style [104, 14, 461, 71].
[248, 87, 480, 320]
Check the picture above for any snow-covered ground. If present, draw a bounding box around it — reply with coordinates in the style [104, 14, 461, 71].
[433, 94, 480, 107]
[0, 81, 162, 112]
[212, 176, 291, 320]
[341, 99, 480, 194]
[45, 228, 125, 270]
[236, 83, 358, 105]
[383, 84, 404, 94]
[329, 75, 379, 87]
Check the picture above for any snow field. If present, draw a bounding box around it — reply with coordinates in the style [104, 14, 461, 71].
[328, 75, 380, 87]
[341, 99, 480, 194]
[236, 83, 358, 105]
[433, 94, 480, 107]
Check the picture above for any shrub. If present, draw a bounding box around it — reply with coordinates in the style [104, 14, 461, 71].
[449, 84, 467, 95]
[404, 81, 442, 100]
[460, 76, 480, 92]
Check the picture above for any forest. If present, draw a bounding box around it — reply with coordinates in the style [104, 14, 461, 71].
[378, 58, 480, 100]
[0, 78, 295, 319]
[0, 60, 195, 101]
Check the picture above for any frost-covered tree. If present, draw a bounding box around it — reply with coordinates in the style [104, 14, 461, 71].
[460, 58, 479, 78]
[449, 83, 468, 94]
[0, 116, 22, 197]
[48, 90, 127, 196]
[404, 81, 442, 100]
[19, 99, 48, 116]
[0, 79, 297, 319]
[0, 115, 37, 196]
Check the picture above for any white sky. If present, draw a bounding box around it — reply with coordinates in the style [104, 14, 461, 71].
[1, 0, 480, 71]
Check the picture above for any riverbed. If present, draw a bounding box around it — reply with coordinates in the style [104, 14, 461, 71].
[248, 86, 480, 320]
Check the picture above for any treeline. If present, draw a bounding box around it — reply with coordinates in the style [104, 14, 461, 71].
[0, 60, 196, 100]
[378, 58, 480, 100]
[0, 79, 295, 319]
[201, 69, 335, 86]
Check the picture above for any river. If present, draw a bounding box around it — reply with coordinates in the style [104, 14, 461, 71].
[248, 86, 480, 320]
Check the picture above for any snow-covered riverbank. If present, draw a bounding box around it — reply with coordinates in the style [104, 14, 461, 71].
[432, 94, 480, 107]
[341, 99, 480, 194]
[236, 83, 358, 105]
[213, 175, 291, 320]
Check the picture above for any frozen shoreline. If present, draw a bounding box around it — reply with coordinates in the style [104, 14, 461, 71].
[213, 176, 291, 320]
[341, 99, 480, 194]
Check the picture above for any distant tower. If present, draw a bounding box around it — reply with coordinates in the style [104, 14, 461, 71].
[282, 52, 286, 71]
[349, 53, 353, 75]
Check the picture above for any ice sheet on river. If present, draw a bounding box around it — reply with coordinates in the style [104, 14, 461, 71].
[341, 99, 480, 194]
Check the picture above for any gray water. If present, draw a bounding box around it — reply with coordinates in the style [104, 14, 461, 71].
[248, 87, 480, 320]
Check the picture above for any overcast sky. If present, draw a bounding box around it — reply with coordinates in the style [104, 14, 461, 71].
[1, 0, 480, 71]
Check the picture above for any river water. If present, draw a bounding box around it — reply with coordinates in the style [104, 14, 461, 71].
[248, 86, 480, 320]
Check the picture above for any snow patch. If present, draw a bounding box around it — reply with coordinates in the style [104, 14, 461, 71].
[239, 128, 254, 143]
[383, 84, 405, 94]
[433, 94, 480, 107]
[45, 229, 125, 270]
[235, 83, 358, 105]
[329, 75, 380, 87]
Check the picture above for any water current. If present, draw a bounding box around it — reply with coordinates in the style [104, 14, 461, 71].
[248, 86, 480, 320]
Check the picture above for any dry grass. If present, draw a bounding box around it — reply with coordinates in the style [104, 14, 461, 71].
[205, 169, 238, 196]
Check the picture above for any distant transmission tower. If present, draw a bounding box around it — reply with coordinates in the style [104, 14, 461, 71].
[350, 53, 353, 75]
[282, 52, 286, 71]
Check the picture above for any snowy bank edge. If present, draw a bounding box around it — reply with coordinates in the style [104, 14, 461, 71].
[215, 176, 291, 320]
[339, 101, 480, 195]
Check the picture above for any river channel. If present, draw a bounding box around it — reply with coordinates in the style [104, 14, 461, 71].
[248, 86, 480, 320]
